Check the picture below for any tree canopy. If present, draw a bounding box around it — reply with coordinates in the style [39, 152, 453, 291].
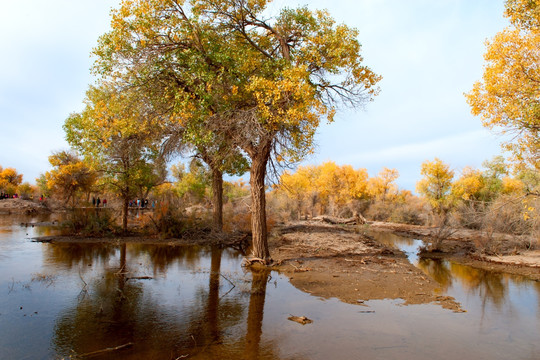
[466, 0, 540, 169]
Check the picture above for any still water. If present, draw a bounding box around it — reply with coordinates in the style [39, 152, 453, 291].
[1, 215, 539, 360]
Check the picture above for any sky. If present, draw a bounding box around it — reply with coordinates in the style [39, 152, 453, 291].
[0, 0, 510, 191]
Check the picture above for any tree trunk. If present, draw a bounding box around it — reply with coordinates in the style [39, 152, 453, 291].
[122, 197, 129, 233]
[211, 168, 224, 232]
[249, 153, 270, 261]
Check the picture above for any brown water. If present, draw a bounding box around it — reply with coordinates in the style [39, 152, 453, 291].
[1, 215, 539, 359]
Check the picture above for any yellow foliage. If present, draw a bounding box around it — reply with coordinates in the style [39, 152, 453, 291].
[501, 176, 525, 194]
[0, 167, 23, 188]
[451, 167, 485, 201]
[416, 158, 454, 211]
[368, 167, 399, 200]
[465, 0, 540, 169]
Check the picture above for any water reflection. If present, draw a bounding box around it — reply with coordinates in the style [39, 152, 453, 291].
[44, 243, 117, 270]
[369, 230, 539, 311]
[49, 243, 252, 359]
[2, 217, 540, 359]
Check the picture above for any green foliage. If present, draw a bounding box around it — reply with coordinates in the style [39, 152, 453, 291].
[224, 180, 250, 202]
[172, 161, 211, 202]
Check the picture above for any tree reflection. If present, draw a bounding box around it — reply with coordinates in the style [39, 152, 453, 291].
[418, 257, 509, 309]
[52, 244, 143, 358]
[245, 268, 270, 359]
[43, 243, 116, 271]
[51, 244, 253, 359]
[128, 243, 203, 275]
[417, 258, 454, 290]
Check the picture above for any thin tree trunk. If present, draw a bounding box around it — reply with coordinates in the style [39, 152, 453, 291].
[249, 154, 270, 261]
[122, 197, 129, 233]
[211, 168, 224, 232]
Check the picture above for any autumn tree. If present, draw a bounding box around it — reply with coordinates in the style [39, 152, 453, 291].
[93, 0, 380, 261]
[17, 183, 35, 200]
[368, 167, 399, 202]
[451, 167, 486, 202]
[277, 166, 314, 219]
[42, 151, 98, 206]
[416, 158, 455, 213]
[64, 83, 166, 232]
[465, 0, 540, 169]
[0, 166, 23, 195]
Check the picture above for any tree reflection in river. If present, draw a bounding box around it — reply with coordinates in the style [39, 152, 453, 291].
[417, 257, 510, 308]
[129, 243, 204, 275]
[50, 243, 255, 359]
[43, 242, 117, 271]
[245, 268, 270, 359]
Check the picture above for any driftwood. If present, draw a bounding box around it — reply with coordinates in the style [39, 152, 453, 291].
[78, 342, 134, 357]
[288, 315, 313, 325]
[313, 213, 366, 225]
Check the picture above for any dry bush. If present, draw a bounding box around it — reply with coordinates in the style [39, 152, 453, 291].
[143, 201, 210, 238]
[452, 201, 486, 230]
[62, 208, 119, 235]
[223, 196, 252, 232]
[365, 197, 427, 225]
[482, 194, 539, 247]
[265, 191, 299, 222]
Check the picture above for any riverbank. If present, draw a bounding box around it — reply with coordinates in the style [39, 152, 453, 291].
[367, 221, 540, 280]
[0, 198, 50, 215]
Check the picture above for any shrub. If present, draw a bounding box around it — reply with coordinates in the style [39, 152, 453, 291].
[62, 208, 118, 236]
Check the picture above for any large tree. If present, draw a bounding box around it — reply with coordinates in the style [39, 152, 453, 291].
[64, 83, 166, 232]
[466, 0, 540, 169]
[93, 0, 381, 261]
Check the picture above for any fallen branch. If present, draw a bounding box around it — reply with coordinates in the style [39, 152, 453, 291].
[78, 342, 134, 358]
[219, 273, 236, 299]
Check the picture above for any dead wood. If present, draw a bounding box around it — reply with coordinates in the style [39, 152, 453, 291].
[288, 315, 313, 325]
[312, 214, 366, 225]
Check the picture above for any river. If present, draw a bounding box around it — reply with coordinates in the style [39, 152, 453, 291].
[1, 215, 539, 359]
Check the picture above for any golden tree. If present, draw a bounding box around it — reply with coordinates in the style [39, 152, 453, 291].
[466, 0, 540, 169]
[416, 158, 454, 212]
[44, 151, 98, 205]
